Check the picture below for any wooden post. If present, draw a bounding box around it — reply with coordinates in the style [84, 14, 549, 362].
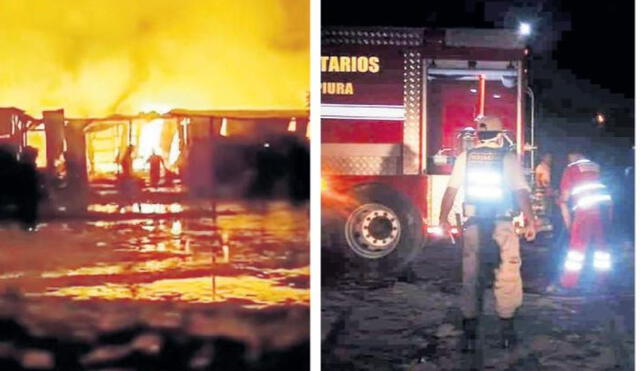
[43, 109, 65, 176]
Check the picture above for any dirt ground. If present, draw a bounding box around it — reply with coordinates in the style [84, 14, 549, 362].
[322, 234, 634, 370]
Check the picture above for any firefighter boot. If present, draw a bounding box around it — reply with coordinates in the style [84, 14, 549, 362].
[462, 318, 478, 352]
[500, 318, 516, 349]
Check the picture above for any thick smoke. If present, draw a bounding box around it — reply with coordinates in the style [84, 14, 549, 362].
[0, 0, 309, 117]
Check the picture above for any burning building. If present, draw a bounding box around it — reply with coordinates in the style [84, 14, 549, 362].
[0, 0, 310, 211]
[0, 107, 309, 214]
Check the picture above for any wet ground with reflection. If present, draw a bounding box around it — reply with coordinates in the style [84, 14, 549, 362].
[0, 200, 309, 370]
[0, 201, 309, 308]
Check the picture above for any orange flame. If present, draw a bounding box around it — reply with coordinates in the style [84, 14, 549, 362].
[0, 0, 309, 117]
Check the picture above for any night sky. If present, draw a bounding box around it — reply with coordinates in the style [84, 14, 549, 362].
[552, 1, 634, 100]
[322, 0, 634, 121]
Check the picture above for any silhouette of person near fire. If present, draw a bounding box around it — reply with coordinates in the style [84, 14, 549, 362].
[147, 151, 166, 187]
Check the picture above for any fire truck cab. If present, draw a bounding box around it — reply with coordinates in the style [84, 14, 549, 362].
[321, 27, 533, 275]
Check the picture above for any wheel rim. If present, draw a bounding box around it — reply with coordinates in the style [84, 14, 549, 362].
[345, 203, 402, 259]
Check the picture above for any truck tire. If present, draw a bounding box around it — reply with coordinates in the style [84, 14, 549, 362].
[335, 184, 423, 279]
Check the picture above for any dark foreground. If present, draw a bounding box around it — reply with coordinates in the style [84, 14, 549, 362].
[0, 294, 308, 370]
[0, 200, 309, 370]
[322, 235, 634, 370]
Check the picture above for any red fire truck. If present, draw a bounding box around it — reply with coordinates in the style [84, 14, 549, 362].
[321, 27, 534, 275]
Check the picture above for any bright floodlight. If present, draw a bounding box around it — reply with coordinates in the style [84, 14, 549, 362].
[519, 22, 531, 36]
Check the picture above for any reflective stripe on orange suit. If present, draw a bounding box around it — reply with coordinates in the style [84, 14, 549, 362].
[559, 159, 612, 288]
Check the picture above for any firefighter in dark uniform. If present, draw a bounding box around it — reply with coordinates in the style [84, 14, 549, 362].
[439, 116, 536, 351]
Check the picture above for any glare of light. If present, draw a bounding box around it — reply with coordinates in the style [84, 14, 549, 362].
[596, 113, 606, 125]
[593, 251, 612, 271]
[470, 88, 477, 93]
[433, 153, 449, 166]
[427, 226, 443, 236]
[220, 118, 228, 136]
[287, 117, 297, 132]
[171, 220, 182, 236]
[0, 272, 24, 279]
[264, 142, 270, 148]
[564, 250, 585, 272]
[168, 131, 180, 167]
[594, 259, 611, 271]
[467, 185, 503, 199]
[132, 158, 145, 171]
[571, 182, 606, 196]
[26, 131, 47, 168]
[519, 22, 531, 36]
[140, 103, 172, 114]
[136, 119, 164, 171]
[467, 171, 502, 184]
[594, 251, 611, 261]
[493, 94, 501, 99]
[168, 203, 183, 213]
[574, 194, 612, 210]
[567, 250, 585, 262]
[564, 260, 583, 272]
[139, 203, 163, 214]
[567, 159, 591, 167]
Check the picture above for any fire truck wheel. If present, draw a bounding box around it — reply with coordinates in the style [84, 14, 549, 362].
[340, 185, 422, 277]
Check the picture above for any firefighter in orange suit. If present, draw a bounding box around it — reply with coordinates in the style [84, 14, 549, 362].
[554, 148, 612, 291]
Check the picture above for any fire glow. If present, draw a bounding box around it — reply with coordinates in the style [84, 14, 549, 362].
[0, 0, 309, 117]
